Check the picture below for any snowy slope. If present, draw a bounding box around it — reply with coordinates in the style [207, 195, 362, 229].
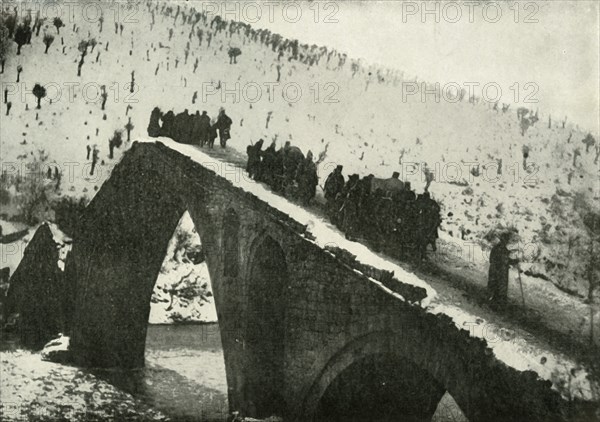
[1, 0, 597, 300]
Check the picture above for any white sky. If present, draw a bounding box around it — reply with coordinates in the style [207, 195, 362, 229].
[230, 1, 599, 132]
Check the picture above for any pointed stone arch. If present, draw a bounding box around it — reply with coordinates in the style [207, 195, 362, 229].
[67, 147, 220, 369]
[302, 331, 468, 422]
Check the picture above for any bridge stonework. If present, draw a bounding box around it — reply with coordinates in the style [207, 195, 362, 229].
[66, 142, 578, 421]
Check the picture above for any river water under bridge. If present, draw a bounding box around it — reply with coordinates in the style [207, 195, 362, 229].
[106, 324, 230, 421]
[2, 323, 466, 420]
[104, 324, 465, 421]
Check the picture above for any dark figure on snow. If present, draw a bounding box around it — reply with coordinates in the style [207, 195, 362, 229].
[324, 165, 345, 200]
[184, 111, 195, 144]
[147, 107, 162, 137]
[396, 182, 417, 253]
[86, 144, 91, 160]
[488, 232, 519, 309]
[90, 147, 99, 176]
[280, 141, 305, 192]
[216, 108, 232, 148]
[401, 181, 416, 202]
[160, 110, 175, 138]
[372, 189, 395, 249]
[191, 111, 202, 145]
[246, 139, 264, 179]
[174, 109, 191, 143]
[198, 111, 211, 146]
[341, 174, 361, 240]
[208, 118, 218, 148]
[260, 142, 283, 189]
[324, 165, 345, 223]
[415, 192, 441, 260]
[357, 174, 375, 235]
[386, 171, 405, 198]
[295, 150, 318, 205]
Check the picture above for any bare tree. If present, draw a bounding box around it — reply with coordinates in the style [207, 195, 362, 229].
[77, 40, 89, 76]
[108, 130, 123, 159]
[32, 83, 46, 109]
[53, 17, 64, 34]
[521, 145, 530, 170]
[100, 85, 108, 110]
[14, 24, 30, 55]
[125, 119, 134, 142]
[43, 33, 54, 54]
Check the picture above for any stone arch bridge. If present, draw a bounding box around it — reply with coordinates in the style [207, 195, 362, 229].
[65, 141, 586, 421]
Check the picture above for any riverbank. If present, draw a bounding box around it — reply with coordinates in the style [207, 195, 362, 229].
[1, 323, 469, 421]
[1, 324, 227, 421]
[0, 349, 168, 421]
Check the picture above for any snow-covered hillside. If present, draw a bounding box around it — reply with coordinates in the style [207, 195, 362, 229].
[0, 0, 598, 304]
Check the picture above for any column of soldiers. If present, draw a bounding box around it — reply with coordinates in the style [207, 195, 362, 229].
[246, 140, 318, 206]
[249, 139, 522, 307]
[323, 169, 442, 259]
[147, 100, 442, 261]
[147, 106, 233, 148]
[245, 140, 442, 260]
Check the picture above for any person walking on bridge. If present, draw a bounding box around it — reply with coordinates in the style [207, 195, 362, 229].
[198, 111, 211, 147]
[160, 110, 175, 138]
[173, 109, 191, 144]
[208, 118, 218, 149]
[488, 232, 520, 309]
[246, 139, 264, 180]
[341, 174, 361, 240]
[147, 106, 162, 137]
[324, 165, 345, 222]
[295, 150, 318, 205]
[415, 192, 441, 260]
[216, 108, 232, 148]
[259, 141, 278, 186]
[191, 111, 202, 145]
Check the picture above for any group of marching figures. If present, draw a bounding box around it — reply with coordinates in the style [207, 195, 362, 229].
[148, 106, 233, 148]
[146, 105, 443, 260]
[246, 139, 442, 260]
